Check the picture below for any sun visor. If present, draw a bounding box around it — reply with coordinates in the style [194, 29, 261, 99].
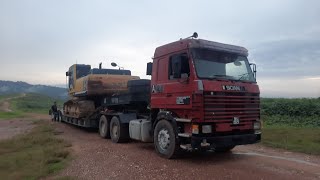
[188, 39, 248, 57]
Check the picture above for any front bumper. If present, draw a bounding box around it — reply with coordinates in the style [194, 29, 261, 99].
[191, 133, 261, 149]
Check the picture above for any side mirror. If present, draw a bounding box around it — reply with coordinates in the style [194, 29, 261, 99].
[66, 72, 69, 76]
[249, 63, 257, 79]
[111, 62, 117, 67]
[146, 62, 153, 75]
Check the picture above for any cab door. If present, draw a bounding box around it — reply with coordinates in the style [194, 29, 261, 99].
[164, 52, 193, 109]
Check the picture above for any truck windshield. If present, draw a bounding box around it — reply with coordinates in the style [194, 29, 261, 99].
[191, 48, 255, 82]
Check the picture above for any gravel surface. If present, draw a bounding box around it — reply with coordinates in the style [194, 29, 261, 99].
[53, 122, 320, 180]
[0, 114, 51, 140]
[0, 119, 35, 140]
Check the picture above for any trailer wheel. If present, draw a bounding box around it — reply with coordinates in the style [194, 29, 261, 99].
[154, 120, 179, 159]
[215, 145, 235, 153]
[110, 116, 128, 143]
[99, 115, 110, 139]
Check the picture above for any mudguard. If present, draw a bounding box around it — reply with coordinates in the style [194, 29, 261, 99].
[154, 111, 179, 137]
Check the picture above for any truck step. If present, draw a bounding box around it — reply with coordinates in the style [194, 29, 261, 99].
[180, 144, 192, 151]
[175, 118, 191, 123]
[178, 133, 191, 138]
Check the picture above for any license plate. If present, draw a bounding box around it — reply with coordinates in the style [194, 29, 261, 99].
[233, 117, 240, 125]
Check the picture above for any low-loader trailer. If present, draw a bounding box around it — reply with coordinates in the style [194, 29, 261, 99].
[62, 33, 261, 158]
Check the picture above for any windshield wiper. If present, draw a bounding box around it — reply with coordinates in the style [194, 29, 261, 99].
[209, 74, 229, 79]
[211, 74, 227, 77]
[237, 73, 252, 80]
[208, 74, 237, 81]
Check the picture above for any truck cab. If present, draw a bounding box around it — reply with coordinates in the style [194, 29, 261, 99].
[148, 38, 261, 158]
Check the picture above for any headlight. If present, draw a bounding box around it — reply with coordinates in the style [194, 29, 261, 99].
[202, 125, 212, 133]
[192, 124, 199, 134]
[253, 121, 261, 130]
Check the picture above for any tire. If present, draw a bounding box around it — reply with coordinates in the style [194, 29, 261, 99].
[110, 116, 129, 143]
[99, 115, 110, 139]
[215, 145, 235, 153]
[154, 120, 180, 159]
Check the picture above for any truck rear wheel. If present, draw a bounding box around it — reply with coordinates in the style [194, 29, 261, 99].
[110, 116, 129, 143]
[99, 115, 110, 139]
[154, 120, 180, 159]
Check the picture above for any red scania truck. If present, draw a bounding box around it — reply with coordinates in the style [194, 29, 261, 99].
[63, 33, 261, 159]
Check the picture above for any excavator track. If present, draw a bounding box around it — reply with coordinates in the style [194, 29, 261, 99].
[62, 99, 98, 127]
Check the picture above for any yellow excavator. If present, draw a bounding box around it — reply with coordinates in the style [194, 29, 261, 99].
[63, 63, 140, 120]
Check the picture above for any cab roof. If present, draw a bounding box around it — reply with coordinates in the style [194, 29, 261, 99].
[154, 39, 248, 58]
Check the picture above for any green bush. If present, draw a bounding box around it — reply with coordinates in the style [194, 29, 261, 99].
[261, 98, 320, 127]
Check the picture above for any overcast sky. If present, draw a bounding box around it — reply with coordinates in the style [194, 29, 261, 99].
[0, 0, 319, 97]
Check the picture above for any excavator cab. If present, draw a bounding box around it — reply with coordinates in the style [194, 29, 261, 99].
[66, 64, 91, 90]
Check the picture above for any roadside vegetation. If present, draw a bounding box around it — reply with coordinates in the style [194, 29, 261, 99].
[0, 93, 71, 179]
[261, 98, 320, 155]
[0, 120, 71, 179]
[0, 93, 64, 119]
[0, 111, 25, 119]
[0, 93, 18, 101]
[10, 93, 64, 114]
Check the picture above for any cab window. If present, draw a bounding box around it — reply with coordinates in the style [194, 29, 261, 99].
[168, 53, 190, 80]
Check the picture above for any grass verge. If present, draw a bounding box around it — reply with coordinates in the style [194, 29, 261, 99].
[10, 93, 64, 114]
[0, 111, 25, 119]
[262, 125, 320, 155]
[0, 93, 64, 119]
[0, 120, 71, 179]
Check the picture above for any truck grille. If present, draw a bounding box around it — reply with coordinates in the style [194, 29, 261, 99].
[203, 92, 260, 129]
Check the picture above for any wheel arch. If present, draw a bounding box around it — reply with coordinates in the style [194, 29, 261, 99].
[153, 111, 179, 139]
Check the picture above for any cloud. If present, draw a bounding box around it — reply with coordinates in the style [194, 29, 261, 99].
[259, 77, 320, 98]
[0, 0, 320, 97]
[250, 38, 320, 79]
[304, 76, 320, 80]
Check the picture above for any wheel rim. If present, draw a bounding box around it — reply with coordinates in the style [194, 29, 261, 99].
[112, 124, 118, 138]
[157, 128, 170, 151]
[100, 121, 105, 134]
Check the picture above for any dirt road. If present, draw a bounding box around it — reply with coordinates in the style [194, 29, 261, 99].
[0, 93, 26, 112]
[53, 122, 320, 180]
[0, 94, 36, 139]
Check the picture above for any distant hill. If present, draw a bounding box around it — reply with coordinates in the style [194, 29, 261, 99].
[0, 80, 67, 99]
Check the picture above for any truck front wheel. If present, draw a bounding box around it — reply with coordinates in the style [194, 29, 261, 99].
[99, 115, 110, 139]
[154, 120, 179, 159]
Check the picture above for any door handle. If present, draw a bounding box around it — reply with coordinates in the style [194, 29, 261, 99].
[166, 94, 172, 97]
